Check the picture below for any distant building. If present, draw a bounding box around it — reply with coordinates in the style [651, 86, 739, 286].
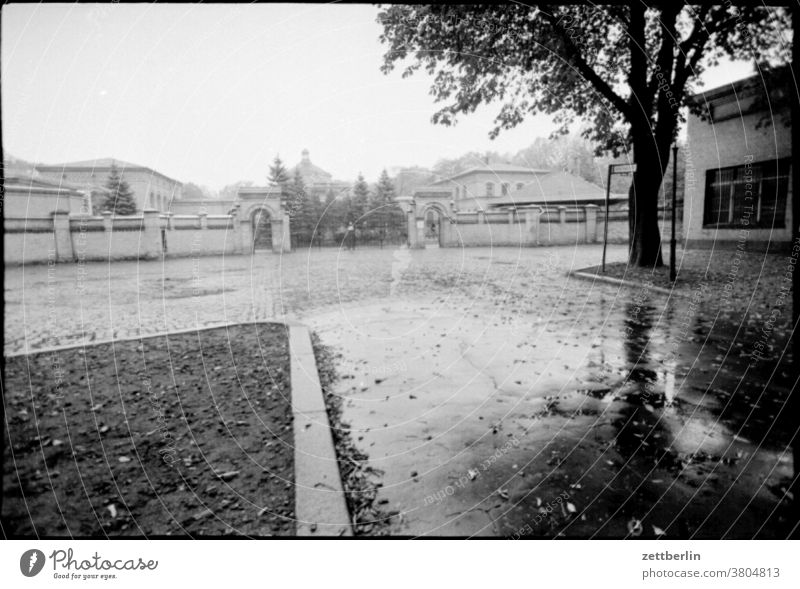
[684, 70, 792, 250]
[392, 165, 436, 196]
[430, 162, 551, 211]
[3, 174, 88, 217]
[35, 158, 183, 213]
[289, 149, 349, 198]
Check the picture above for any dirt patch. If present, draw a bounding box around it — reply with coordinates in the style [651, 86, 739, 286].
[3, 322, 294, 537]
[311, 333, 392, 535]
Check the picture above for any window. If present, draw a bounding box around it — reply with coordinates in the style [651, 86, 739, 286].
[501, 182, 510, 196]
[486, 182, 495, 197]
[703, 158, 790, 229]
[516, 182, 525, 191]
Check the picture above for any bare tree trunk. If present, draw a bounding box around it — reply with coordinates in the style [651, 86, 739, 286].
[628, 142, 665, 268]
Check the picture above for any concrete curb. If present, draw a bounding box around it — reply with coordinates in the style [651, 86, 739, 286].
[3, 320, 265, 359]
[288, 325, 353, 536]
[568, 270, 690, 298]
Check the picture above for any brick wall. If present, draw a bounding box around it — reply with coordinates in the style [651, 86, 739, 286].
[684, 107, 792, 250]
[4, 210, 250, 265]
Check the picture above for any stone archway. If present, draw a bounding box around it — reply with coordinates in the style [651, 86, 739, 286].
[236, 186, 291, 254]
[251, 208, 273, 250]
[420, 203, 448, 247]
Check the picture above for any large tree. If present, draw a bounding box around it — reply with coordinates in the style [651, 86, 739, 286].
[102, 164, 137, 215]
[378, 4, 790, 266]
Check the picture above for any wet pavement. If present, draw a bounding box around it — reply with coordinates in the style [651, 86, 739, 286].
[305, 250, 796, 538]
[5, 244, 796, 537]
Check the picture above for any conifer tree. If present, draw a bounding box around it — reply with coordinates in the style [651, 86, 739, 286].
[102, 163, 138, 215]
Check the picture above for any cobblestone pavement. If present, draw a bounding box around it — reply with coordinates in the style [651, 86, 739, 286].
[4, 245, 628, 355]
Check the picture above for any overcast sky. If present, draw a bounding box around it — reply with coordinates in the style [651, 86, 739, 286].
[3, 3, 755, 189]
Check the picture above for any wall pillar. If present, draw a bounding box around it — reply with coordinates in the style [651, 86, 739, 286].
[102, 211, 113, 233]
[584, 204, 599, 243]
[272, 214, 291, 253]
[558, 206, 567, 243]
[241, 218, 253, 253]
[440, 216, 452, 247]
[408, 208, 423, 249]
[142, 209, 162, 259]
[282, 214, 292, 253]
[524, 209, 541, 245]
[199, 212, 208, 230]
[51, 210, 73, 262]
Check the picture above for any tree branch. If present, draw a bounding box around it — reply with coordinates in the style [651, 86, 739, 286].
[542, 7, 633, 121]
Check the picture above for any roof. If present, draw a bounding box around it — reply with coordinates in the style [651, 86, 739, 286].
[432, 163, 550, 184]
[413, 186, 455, 199]
[3, 174, 85, 195]
[693, 66, 787, 101]
[289, 149, 334, 185]
[34, 158, 182, 185]
[488, 170, 626, 207]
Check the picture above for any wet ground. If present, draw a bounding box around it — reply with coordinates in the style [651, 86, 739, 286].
[5, 245, 797, 537]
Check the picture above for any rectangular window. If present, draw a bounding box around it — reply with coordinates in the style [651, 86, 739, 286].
[702, 158, 789, 229]
[486, 182, 495, 197]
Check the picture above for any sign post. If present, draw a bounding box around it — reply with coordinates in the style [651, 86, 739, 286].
[602, 163, 636, 273]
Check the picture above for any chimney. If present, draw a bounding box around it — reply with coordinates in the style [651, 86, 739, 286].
[302, 149, 310, 163]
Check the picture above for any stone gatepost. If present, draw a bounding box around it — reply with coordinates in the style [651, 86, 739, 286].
[51, 210, 73, 262]
[199, 212, 208, 230]
[282, 214, 292, 253]
[409, 210, 424, 249]
[524, 209, 541, 245]
[584, 204, 599, 243]
[558, 206, 567, 243]
[271, 214, 291, 253]
[102, 211, 113, 233]
[440, 215, 452, 247]
[142, 209, 162, 259]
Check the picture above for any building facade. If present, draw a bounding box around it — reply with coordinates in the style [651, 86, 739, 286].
[430, 162, 550, 211]
[34, 158, 183, 213]
[684, 70, 792, 250]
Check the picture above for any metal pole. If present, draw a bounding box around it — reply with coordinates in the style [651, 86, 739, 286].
[602, 164, 612, 273]
[670, 145, 678, 282]
[789, 3, 800, 537]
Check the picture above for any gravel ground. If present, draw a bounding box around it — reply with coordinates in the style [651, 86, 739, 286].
[3, 323, 294, 537]
[3, 245, 630, 355]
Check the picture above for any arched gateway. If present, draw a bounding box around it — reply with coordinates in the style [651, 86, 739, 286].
[236, 187, 291, 253]
[396, 188, 454, 249]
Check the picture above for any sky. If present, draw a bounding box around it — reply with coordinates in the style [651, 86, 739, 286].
[2, 3, 757, 189]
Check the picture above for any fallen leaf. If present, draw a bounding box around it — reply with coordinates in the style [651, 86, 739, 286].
[628, 518, 644, 537]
